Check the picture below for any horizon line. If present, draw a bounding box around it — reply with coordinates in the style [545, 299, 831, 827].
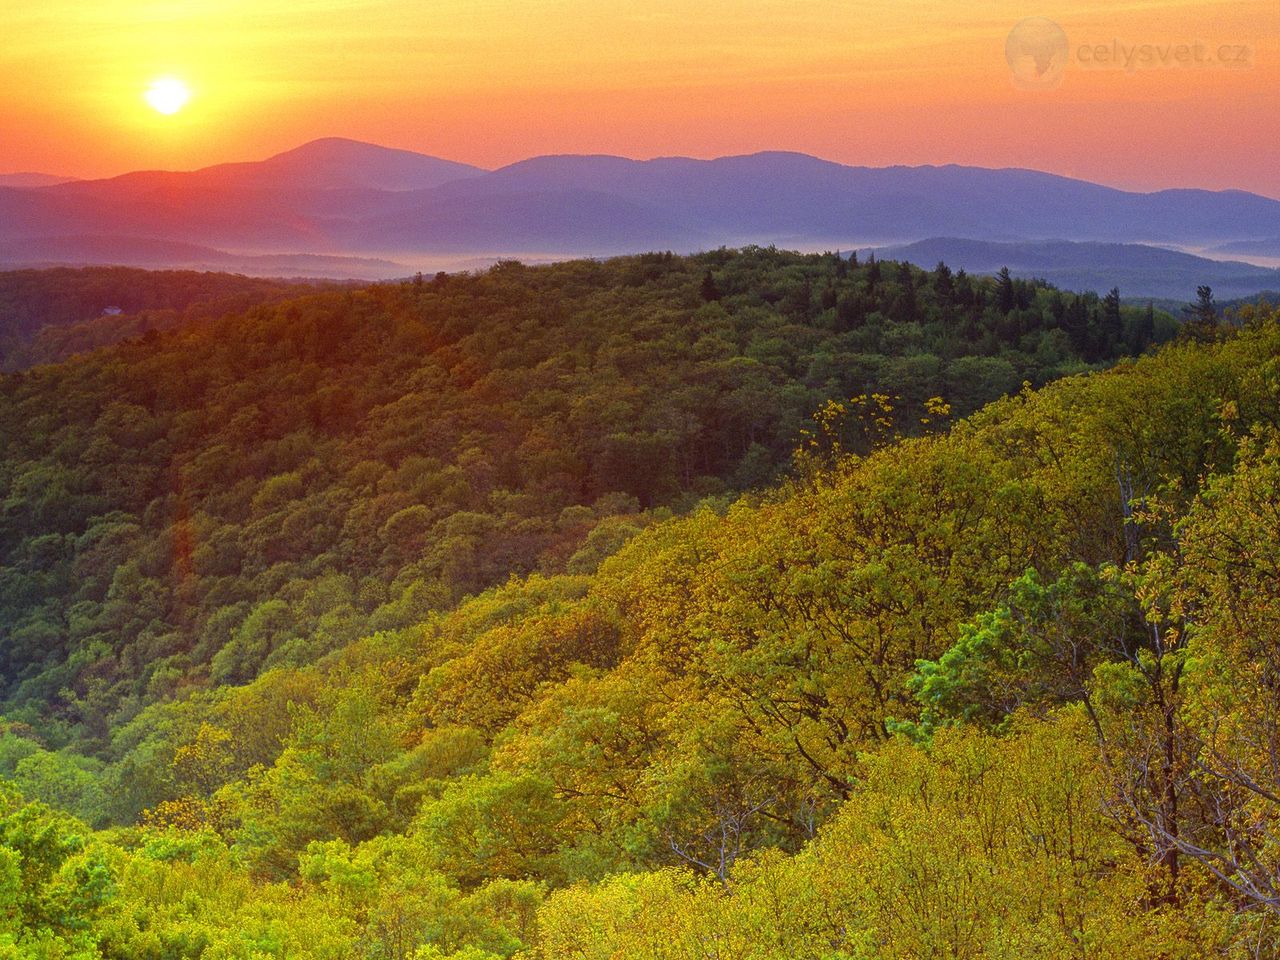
[4, 136, 1277, 203]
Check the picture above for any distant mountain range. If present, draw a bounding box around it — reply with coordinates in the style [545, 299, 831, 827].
[3, 137, 1280, 294]
[0, 235, 409, 281]
[0, 172, 78, 188]
[869, 238, 1280, 301]
[1207, 237, 1280, 259]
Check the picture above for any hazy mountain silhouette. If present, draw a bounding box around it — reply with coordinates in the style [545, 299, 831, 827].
[1207, 237, 1280, 259]
[424, 152, 1280, 248]
[0, 235, 409, 280]
[0, 173, 78, 188]
[188, 137, 486, 191]
[4, 139, 1280, 290]
[354, 187, 711, 252]
[875, 237, 1280, 300]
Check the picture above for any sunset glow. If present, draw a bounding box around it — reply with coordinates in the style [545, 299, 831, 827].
[7, 0, 1280, 953]
[144, 77, 191, 116]
[1, 0, 1277, 194]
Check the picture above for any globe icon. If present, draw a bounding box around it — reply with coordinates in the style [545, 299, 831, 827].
[1005, 18, 1069, 89]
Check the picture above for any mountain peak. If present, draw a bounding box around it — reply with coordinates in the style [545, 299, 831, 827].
[211, 138, 487, 191]
[264, 137, 436, 163]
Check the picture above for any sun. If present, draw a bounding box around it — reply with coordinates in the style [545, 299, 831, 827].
[144, 77, 191, 116]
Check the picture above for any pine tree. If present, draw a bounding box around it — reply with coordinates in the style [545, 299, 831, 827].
[995, 267, 1015, 315]
[933, 261, 954, 301]
[895, 262, 918, 321]
[700, 270, 722, 302]
[1101, 287, 1123, 353]
[1063, 295, 1090, 353]
[1180, 284, 1218, 340]
[1134, 300, 1155, 350]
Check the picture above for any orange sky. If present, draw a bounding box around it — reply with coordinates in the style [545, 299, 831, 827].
[2, 0, 1277, 196]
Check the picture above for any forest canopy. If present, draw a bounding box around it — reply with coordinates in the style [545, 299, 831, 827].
[6, 251, 1274, 958]
[0, 248, 1174, 759]
[0, 266, 346, 370]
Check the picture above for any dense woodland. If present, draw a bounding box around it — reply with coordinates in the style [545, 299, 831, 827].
[0, 268, 338, 370]
[0, 250, 1175, 760]
[5, 251, 1276, 957]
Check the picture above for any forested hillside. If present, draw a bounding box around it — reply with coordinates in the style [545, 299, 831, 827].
[5, 251, 1268, 959]
[0, 249, 1171, 763]
[0, 267, 337, 370]
[0, 303, 1272, 958]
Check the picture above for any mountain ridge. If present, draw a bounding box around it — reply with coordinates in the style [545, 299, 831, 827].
[872, 236, 1280, 300]
[5, 139, 1280, 288]
[0, 172, 78, 188]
